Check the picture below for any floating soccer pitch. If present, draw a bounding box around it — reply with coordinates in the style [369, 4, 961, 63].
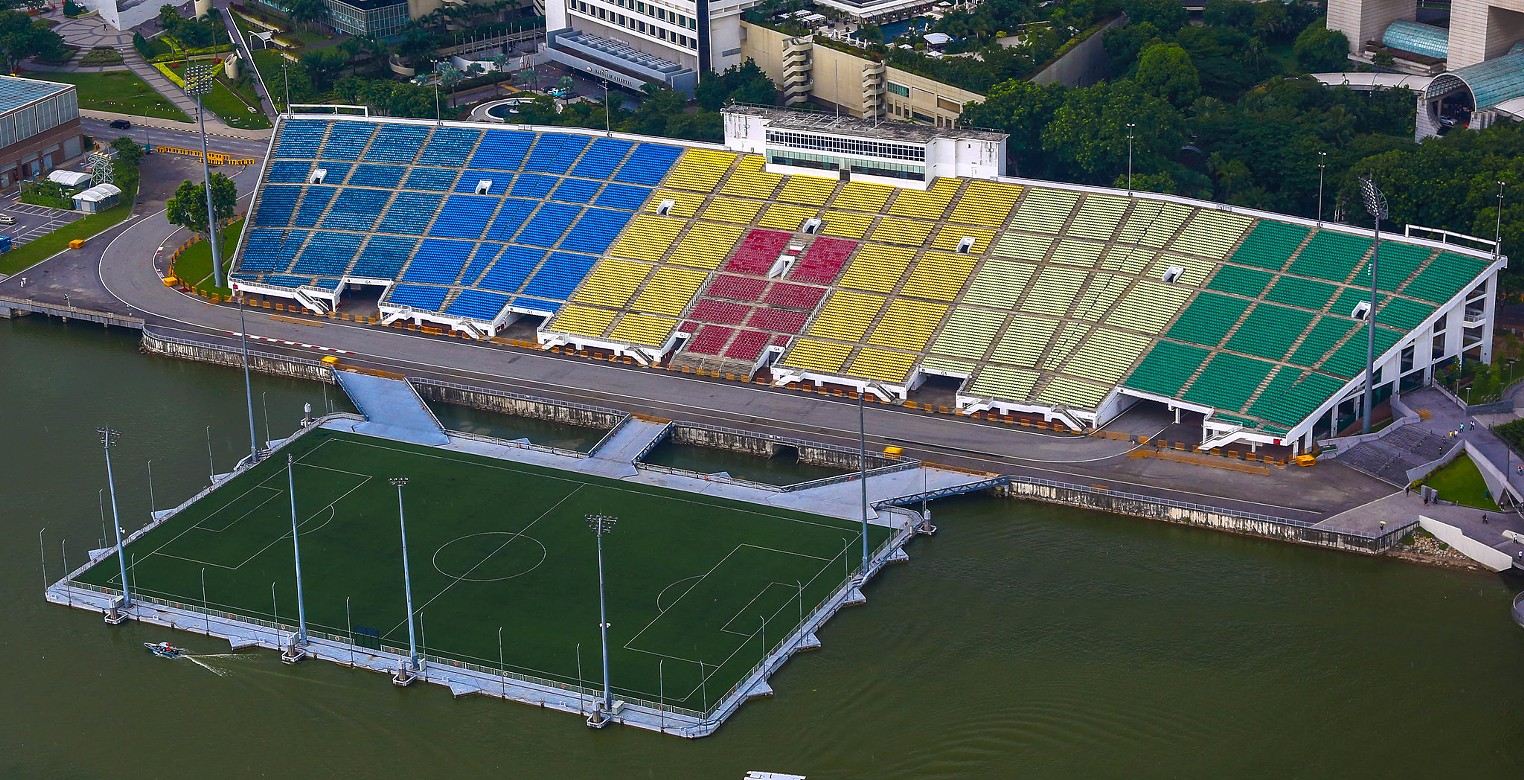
[62, 425, 901, 735]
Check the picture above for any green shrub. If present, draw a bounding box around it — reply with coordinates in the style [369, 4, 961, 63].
[80, 47, 123, 66]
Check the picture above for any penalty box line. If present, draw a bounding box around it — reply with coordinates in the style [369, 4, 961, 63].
[620, 540, 851, 704]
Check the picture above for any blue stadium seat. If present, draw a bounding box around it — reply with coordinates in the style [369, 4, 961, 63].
[364, 124, 430, 164]
[469, 129, 533, 171]
[460, 242, 503, 287]
[404, 166, 459, 191]
[322, 122, 377, 161]
[309, 161, 350, 183]
[524, 133, 590, 174]
[254, 185, 301, 227]
[378, 191, 444, 234]
[238, 228, 309, 273]
[510, 173, 555, 198]
[351, 235, 416, 279]
[274, 119, 329, 159]
[521, 251, 597, 300]
[291, 231, 364, 276]
[401, 238, 473, 284]
[486, 199, 536, 242]
[428, 195, 497, 240]
[551, 178, 601, 205]
[387, 283, 449, 312]
[612, 143, 682, 185]
[446, 289, 511, 321]
[517, 202, 581, 248]
[570, 138, 634, 179]
[321, 188, 392, 232]
[268, 160, 310, 184]
[593, 183, 650, 210]
[266, 274, 317, 289]
[477, 245, 546, 293]
[558, 208, 631, 254]
[350, 164, 406, 189]
[292, 186, 337, 228]
[418, 127, 483, 166]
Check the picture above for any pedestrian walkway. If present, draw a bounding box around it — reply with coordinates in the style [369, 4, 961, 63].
[332, 369, 450, 446]
[583, 418, 668, 477]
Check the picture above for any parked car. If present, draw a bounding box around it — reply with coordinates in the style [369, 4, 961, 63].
[0, 214, 16, 225]
[109, 119, 131, 130]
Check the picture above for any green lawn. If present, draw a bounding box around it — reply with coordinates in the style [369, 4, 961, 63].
[73, 428, 889, 715]
[204, 78, 271, 130]
[173, 216, 241, 296]
[0, 179, 138, 276]
[1422, 454, 1501, 511]
[37, 71, 190, 122]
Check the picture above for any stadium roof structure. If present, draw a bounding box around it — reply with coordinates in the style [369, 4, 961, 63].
[233, 114, 1503, 450]
[0, 75, 71, 115]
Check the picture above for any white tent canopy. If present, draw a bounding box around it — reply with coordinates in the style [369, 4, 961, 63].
[74, 183, 121, 204]
[48, 169, 93, 188]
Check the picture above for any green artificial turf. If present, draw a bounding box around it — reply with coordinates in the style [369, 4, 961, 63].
[75, 428, 888, 714]
[38, 71, 190, 122]
[1421, 454, 1501, 511]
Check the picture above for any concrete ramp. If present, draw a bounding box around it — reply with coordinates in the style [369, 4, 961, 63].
[768, 466, 1001, 520]
[582, 418, 668, 478]
[332, 370, 449, 446]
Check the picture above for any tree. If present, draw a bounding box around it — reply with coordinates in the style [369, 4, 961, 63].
[0, 11, 63, 71]
[695, 60, 776, 111]
[300, 48, 348, 92]
[167, 175, 237, 237]
[1135, 42, 1199, 107]
[109, 136, 144, 168]
[285, 0, 330, 32]
[1120, 0, 1188, 35]
[960, 78, 1066, 176]
[1041, 80, 1185, 184]
[1292, 22, 1350, 73]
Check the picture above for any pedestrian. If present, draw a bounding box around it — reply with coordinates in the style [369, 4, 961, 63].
[1483, 512, 1489, 524]
[1380, 520, 1387, 531]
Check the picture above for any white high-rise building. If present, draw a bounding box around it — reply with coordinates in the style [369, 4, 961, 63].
[544, 0, 763, 94]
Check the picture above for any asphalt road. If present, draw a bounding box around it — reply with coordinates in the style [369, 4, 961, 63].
[0, 143, 1399, 526]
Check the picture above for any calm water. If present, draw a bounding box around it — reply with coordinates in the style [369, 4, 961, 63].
[4, 316, 1524, 778]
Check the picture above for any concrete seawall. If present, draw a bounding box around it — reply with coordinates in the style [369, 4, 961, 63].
[669, 422, 896, 472]
[1006, 477, 1412, 554]
[142, 329, 333, 383]
[410, 378, 624, 431]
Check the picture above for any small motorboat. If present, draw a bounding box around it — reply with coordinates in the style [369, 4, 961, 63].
[143, 641, 185, 659]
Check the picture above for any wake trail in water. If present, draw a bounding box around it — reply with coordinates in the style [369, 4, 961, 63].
[181, 656, 232, 676]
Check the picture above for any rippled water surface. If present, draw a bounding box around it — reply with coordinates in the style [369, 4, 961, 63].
[3, 316, 1523, 779]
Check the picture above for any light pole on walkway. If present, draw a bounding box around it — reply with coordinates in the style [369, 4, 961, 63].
[99, 427, 130, 607]
[391, 477, 420, 674]
[1316, 151, 1327, 227]
[288, 454, 308, 649]
[586, 513, 617, 722]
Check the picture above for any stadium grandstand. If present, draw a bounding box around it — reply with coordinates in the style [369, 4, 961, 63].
[230, 107, 1504, 455]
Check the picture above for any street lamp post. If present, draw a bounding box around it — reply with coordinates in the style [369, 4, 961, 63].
[1496, 181, 1507, 260]
[1358, 177, 1388, 435]
[1316, 151, 1328, 227]
[1125, 122, 1136, 195]
[857, 392, 869, 577]
[391, 477, 421, 682]
[586, 513, 617, 726]
[237, 294, 259, 465]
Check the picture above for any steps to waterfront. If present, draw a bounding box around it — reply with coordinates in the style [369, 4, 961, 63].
[332, 369, 449, 446]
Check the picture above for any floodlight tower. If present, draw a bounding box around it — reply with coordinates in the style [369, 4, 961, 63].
[391, 477, 421, 683]
[586, 513, 617, 726]
[283, 454, 309, 663]
[185, 61, 223, 289]
[99, 427, 130, 609]
[1358, 177, 1388, 435]
[1125, 122, 1136, 195]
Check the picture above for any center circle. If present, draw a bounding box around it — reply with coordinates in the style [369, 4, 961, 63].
[432, 532, 546, 582]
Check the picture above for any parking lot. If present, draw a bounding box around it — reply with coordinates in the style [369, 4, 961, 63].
[0, 197, 82, 249]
